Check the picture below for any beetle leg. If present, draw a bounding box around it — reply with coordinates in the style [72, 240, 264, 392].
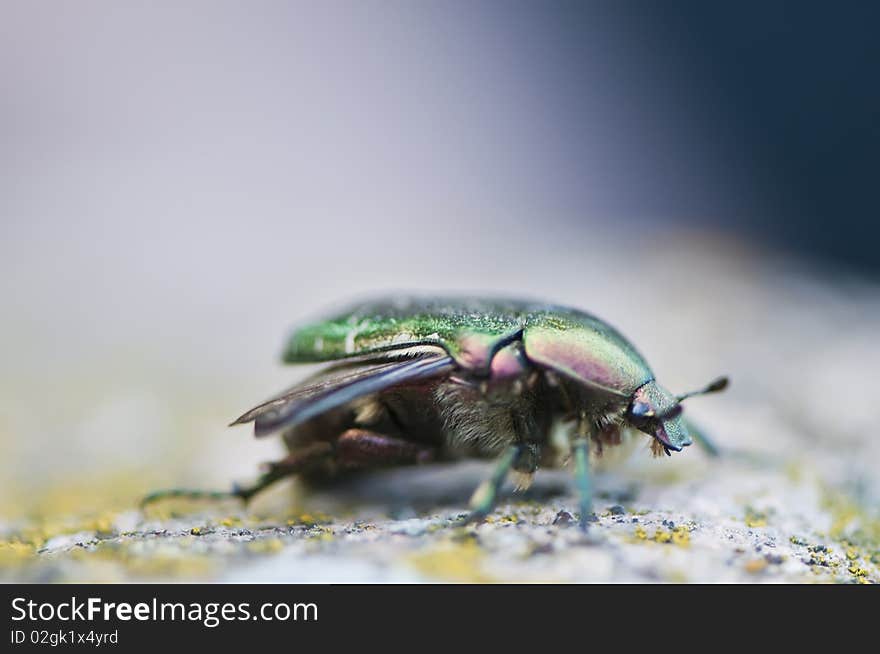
[506, 397, 544, 492]
[334, 428, 436, 468]
[510, 442, 540, 491]
[463, 444, 520, 524]
[684, 417, 721, 457]
[234, 441, 334, 501]
[572, 413, 595, 530]
[140, 441, 333, 507]
[140, 487, 241, 507]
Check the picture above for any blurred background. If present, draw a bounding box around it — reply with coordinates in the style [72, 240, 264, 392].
[2, 1, 879, 519]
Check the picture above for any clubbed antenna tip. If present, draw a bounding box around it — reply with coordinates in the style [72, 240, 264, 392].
[677, 376, 729, 402]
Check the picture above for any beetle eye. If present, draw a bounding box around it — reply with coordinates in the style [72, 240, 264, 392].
[661, 404, 683, 420]
[630, 402, 654, 418]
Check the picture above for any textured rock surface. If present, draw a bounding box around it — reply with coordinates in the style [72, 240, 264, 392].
[2, 453, 878, 583]
[2, 240, 879, 583]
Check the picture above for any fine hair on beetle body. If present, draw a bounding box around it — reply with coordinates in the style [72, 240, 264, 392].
[142, 296, 728, 530]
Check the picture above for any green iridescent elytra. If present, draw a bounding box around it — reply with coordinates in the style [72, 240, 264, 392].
[284, 297, 652, 398]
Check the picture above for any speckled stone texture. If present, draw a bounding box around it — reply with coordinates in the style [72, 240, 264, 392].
[2, 239, 879, 583]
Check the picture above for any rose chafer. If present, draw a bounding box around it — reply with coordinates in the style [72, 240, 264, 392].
[145, 296, 727, 529]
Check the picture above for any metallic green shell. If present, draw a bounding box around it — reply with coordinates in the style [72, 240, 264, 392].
[283, 296, 653, 397]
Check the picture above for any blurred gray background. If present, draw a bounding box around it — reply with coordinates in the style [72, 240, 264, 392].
[2, 2, 879, 514]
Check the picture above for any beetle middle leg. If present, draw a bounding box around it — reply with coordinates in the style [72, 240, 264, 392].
[572, 412, 596, 531]
[463, 444, 521, 524]
[463, 441, 542, 523]
[461, 386, 549, 523]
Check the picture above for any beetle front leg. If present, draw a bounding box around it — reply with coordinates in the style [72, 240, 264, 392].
[684, 417, 721, 457]
[463, 444, 521, 524]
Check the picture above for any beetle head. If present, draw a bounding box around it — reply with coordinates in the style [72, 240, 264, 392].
[627, 377, 728, 455]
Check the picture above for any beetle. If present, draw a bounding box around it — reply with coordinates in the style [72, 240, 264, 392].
[144, 296, 728, 529]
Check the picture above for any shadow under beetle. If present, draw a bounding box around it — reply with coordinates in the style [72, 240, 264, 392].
[144, 296, 728, 529]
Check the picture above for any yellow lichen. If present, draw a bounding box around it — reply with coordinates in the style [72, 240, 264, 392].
[671, 526, 691, 547]
[631, 524, 690, 546]
[783, 461, 803, 483]
[0, 541, 35, 565]
[407, 540, 493, 583]
[821, 485, 880, 547]
[2, 471, 150, 520]
[248, 539, 284, 553]
[296, 512, 330, 526]
[744, 559, 767, 574]
[744, 509, 768, 528]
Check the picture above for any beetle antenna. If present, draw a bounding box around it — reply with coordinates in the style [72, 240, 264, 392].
[676, 376, 729, 402]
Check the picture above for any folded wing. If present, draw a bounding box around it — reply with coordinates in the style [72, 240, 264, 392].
[231, 353, 455, 437]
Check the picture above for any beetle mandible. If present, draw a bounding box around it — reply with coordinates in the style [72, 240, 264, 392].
[144, 296, 728, 529]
